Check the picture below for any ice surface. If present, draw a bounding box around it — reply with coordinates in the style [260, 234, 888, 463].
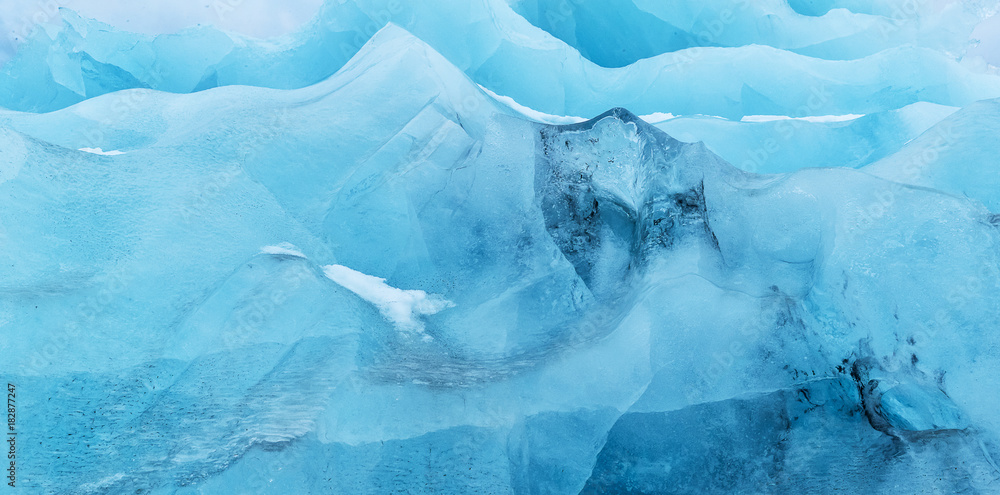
[2, 1, 1000, 494]
[508, 0, 988, 66]
[4, 1, 1000, 119]
[259, 243, 307, 258]
[863, 98, 1000, 211]
[0, 7, 374, 112]
[657, 102, 959, 173]
[77, 147, 125, 155]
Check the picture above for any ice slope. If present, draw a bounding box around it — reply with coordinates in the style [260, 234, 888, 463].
[0, 24, 518, 373]
[0, 6, 379, 113]
[3, 23, 1000, 493]
[508, 0, 989, 66]
[790, 0, 1000, 17]
[863, 98, 1000, 212]
[655, 102, 958, 173]
[5, 0, 1000, 120]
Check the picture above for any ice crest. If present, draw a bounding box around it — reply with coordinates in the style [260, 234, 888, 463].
[3, 2, 1000, 494]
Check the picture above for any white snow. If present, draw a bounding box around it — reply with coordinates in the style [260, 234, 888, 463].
[640, 112, 679, 124]
[479, 85, 587, 125]
[740, 114, 865, 123]
[322, 264, 454, 336]
[481, 88, 693, 126]
[259, 243, 306, 258]
[79, 147, 126, 155]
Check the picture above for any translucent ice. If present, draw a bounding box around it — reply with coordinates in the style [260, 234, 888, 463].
[656, 102, 959, 173]
[509, 0, 988, 66]
[5, 1, 1000, 119]
[2, 2, 1000, 494]
[863, 98, 1000, 211]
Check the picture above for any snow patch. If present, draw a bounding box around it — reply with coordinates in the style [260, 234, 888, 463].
[640, 112, 679, 124]
[79, 147, 126, 155]
[741, 114, 865, 123]
[322, 264, 454, 336]
[259, 243, 306, 258]
[479, 85, 586, 125]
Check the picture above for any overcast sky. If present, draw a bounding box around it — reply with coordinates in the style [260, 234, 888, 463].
[0, 0, 325, 63]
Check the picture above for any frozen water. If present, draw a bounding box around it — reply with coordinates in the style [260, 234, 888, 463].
[657, 102, 959, 173]
[508, 0, 988, 66]
[2, 1, 1000, 494]
[863, 98, 1000, 211]
[4, 1, 1000, 118]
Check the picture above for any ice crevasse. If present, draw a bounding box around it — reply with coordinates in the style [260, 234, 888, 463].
[1, 1, 1000, 494]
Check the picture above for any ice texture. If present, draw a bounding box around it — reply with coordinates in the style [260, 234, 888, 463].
[863, 99, 1000, 211]
[2, 1, 1000, 494]
[508, 0, 987, 66]
[5, 1, 1000, 118]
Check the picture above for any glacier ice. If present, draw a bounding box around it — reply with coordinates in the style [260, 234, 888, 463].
[2, 1, 1000, 494]
[863, 99, 1000, 211]
[5, 1, 1000, 118]
[656, 102, 959, 173]
[509, 0, 988, 66]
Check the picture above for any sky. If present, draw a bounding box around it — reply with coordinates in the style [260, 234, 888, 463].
[0, 0, 325, 63]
